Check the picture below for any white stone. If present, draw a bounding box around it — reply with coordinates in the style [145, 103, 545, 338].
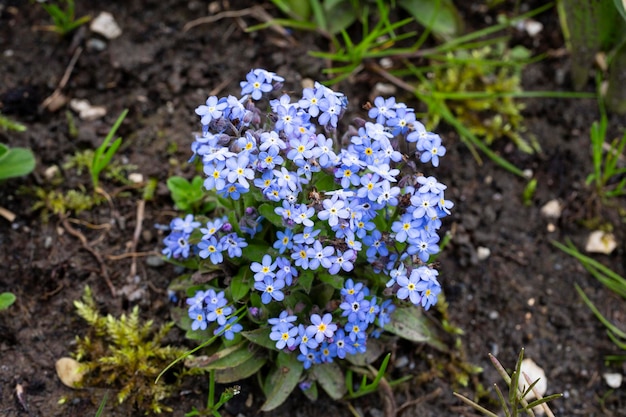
[540, 199, 562, 219]
[518, 358, 547, 401]
[524, 19, 543, 37]
[90, 12, 122, 40]
[585, 230, 617, 254]
[477, 246, 491, 261]
[603, 372, 623, 389]
[128, 173, 143, 184]
[69, 99, 107, 121]
[55, 357, 86, 388]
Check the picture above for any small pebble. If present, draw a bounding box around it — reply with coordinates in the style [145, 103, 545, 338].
[90, 12, 122, 39]
[394, 355, 409, 368]
[524, 19, 543, 37]
[70, 98, 107, 121]
[477, 246, 491, 261]
[603, 372, 623, 389]
[488, 310, 499, 320]
[372, 82, 396, 96]
[519, 358, 547, 400]
[128, 173, 143, 183]
[540, 199, 562, 219]
[146, 255, 165, 267]
[86, 38, 107, 52]
[585, 230, 617, 254]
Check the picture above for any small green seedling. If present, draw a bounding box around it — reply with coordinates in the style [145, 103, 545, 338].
[0, 113, 27, 132]
[91, 109, 127, 190]
[585, 110, 626, 200]
[185, 370, 240, 417]
[39, 0, 91, 36]
[522, 178, 537, 206]
[0, 292, 17, 310]
[553, 240, 626, 362]
[167, 175, 216, 213]
[0, 144, 36, 180]
[455, 349, 562, 417]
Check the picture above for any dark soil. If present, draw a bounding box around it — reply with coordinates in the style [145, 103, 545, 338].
[1, 1, 625, 417]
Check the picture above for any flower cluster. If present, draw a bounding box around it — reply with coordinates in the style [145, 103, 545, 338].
[163, 69, 453, 367]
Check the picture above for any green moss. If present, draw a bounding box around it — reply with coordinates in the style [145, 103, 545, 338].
[420, 45, 537, 153]
[72, 287, 188, 414]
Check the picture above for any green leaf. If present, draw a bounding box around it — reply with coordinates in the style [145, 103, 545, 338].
[261, 352, 303, 411]
[258, 203, 284, 227]
[0, 292, 16, 310]
[300, 380, 318, 401]
[242, 242, 270, 263]
[311, 362, 346, 400]
[230, 267, 252, 302]
[317, 272, 344, 290]
[398, 0, 463, 40]
[298, 270, 315, 293]
[345, 337, 385, 367]
[215, 354, 267, 384]
[0, 146, 35, 179]
[241, 328, 278, 351]
[185, 342, 248, 370]
[383, 306, 431, 343]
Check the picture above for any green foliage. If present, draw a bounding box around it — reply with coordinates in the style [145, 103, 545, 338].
[39, 0, 91, 36]
[454, 349, 562, 417]
[261, 2, 594, 176]
[31, 186, 103, 220]
[416, 45, 537, 154]
[167, 176, 216, 213]
[0, 292, 17, 310]
[557, 0, 626, 113]
[92, 109, 128, 190]
[0, 112, 27, 132]
[553, 240, 626, 361]
[585, 109, 626, 200]
[72, 287, 188, 414]
[522, 178, 537, 206]
[0, 143, 36, 180]
[185, 370, 240, 417]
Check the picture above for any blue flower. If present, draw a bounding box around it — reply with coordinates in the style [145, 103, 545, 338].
[340, 291, 370, 324]
[268, 310, 298, 327]
[162, 231, 191, 259]
[269, 322, 298, 349]
[368, 96, 396, 124]
[420, 135, 446, 167]
[240, 71, 273, 100]
[318, 96, 342, 128]
[221, 233, 248, 258]
[396, 272, 424, 305]
[198, 236, 224, 264]
[295, 324, 319, 354]
[255, 276, 286, 304]
[297, 350, 318, 370]
[318, 341, 337, 363]
[226, 154, 254, 189]
[306, 240, 334, 270]
[291, 244, 311, 270]
[214, 316, 243, 340]
[299, 87, 324, 117]
[363, 230, 388, 258]
[250, 254, 277, 281]
[275, 257, 297, 285]
[419, 281, 441, 310]
[406, 231, 440, 262]
[307, 313, 337, 343]
[391, 213, 421, 243]
[330, 329, 355, 359]
[207, 303, 233, 325]
[171, 214, 201, 234]
[189, 307, 208, 331]
[195, 95, 227, 126]
[345, 320, 368, 341]
[273, 229, 294, 254]
[318, 196, 349, 227]
[327, 249, 355, 274]
[377, 299, 396, 328]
